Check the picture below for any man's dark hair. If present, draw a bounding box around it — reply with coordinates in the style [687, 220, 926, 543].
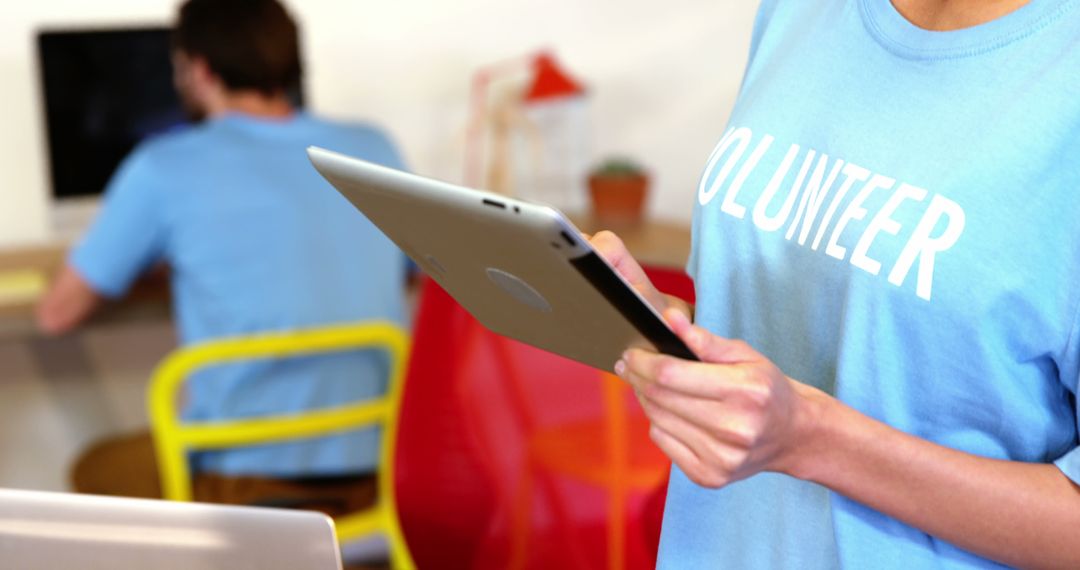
[173, 0, 302, 96]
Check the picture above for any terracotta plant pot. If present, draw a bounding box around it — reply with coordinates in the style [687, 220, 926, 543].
[588, 172, 649, 225]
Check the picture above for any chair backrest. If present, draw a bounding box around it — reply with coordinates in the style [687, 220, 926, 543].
[396, 267, 694, 569]
[146, 321, 413, 567]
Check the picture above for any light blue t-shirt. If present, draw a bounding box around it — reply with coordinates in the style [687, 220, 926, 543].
[72, 112, 408, 477]
[661, 0, 1080, 567]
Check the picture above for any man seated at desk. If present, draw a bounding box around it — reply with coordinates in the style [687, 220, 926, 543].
[36, 0, 407, 515]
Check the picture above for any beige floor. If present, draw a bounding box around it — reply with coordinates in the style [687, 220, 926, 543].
[0, 320, 177, 491]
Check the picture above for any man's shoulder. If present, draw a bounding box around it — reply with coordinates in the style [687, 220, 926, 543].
[127, 123, 213, 165]
[304, 115, 405, 170]
[307, 115, 394, 144]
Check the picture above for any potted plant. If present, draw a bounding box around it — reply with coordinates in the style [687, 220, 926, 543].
[587, 157, 649, 225]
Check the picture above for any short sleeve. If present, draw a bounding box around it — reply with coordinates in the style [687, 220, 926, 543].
[1055, 447, 1080, 485]
[69, 149, 167, 298]
[1054, 370, 1080, 485]
[360, 125, 409, 173]
[1055, 285, 1080, 485]
[379, 133, 408, 173]
[353, 125, 411, 269]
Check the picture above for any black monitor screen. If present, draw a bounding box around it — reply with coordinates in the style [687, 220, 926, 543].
[38, 27, 187, 199]
[37, 27, 304, 199]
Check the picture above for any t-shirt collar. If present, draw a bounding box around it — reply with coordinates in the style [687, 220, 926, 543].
[859, 0, 1077, 60]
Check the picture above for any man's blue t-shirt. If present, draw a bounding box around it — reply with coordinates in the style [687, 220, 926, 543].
[661, 0, 1080, 567]
[71, 112, 408, 477]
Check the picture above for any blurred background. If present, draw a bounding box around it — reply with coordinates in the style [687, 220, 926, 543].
[0, 0, 756, 246]
[0, 1, 757, 567]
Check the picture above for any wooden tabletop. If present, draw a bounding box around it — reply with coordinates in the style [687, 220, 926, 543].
[569, 215, 691, 270]
[0, 216, 691, 338]
[0, 243, 171, 339]
[0, 244, 64, 321]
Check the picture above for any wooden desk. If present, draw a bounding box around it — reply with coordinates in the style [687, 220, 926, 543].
[0, 243, 171, 340]
[570, 215, 691, 269]
[0, 244, 63, 339]
[0, 243, 176, 492]
[0, 244, 63, 319]
[0, 216, 691, 338]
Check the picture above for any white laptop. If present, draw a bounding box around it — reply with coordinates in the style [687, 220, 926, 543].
[0, 488, 342, 569]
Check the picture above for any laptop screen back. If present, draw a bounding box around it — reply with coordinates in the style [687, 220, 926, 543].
[0, 488, 341, 570]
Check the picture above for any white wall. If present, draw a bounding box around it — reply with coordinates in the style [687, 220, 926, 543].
[0, 0, 758, 247]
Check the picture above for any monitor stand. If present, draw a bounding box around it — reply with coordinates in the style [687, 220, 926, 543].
[50, 196, 101, 244]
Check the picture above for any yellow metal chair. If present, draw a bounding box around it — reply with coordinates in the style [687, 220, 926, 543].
[147, 321, 415, 569]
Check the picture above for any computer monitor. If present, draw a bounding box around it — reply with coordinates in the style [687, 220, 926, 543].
[36, 26, 305, 201]
[37, 27, 185, 201]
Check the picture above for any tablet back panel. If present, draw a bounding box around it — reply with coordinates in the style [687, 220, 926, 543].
[308, 147, 694, 371]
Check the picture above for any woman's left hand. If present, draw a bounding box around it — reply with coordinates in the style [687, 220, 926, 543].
[615, 309, 825, 488]
[616, 311, 1080, 568]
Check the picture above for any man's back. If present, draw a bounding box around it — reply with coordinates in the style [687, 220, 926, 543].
[71, 112, 408, 476]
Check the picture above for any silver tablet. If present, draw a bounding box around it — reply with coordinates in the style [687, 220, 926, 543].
[308, 146, 696, 371]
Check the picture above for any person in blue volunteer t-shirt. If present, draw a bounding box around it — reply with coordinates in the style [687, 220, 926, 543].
[37, 0, 407, 512]
[593, 0, 1080, 568]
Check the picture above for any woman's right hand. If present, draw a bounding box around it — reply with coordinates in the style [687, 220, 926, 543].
[587, 230, 693, 321]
